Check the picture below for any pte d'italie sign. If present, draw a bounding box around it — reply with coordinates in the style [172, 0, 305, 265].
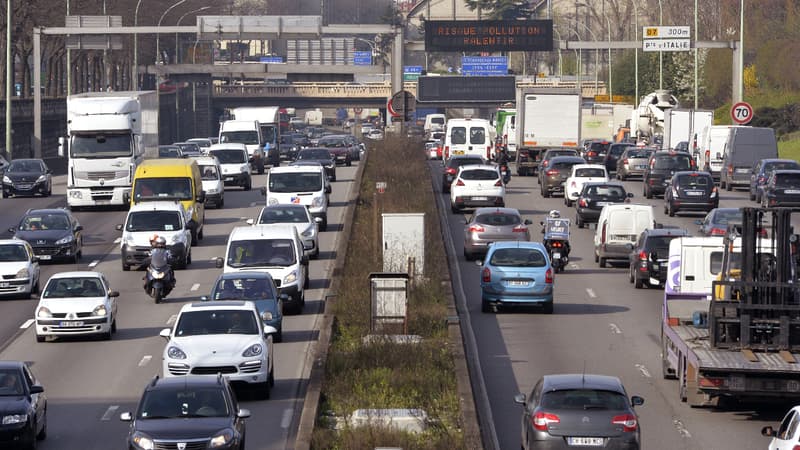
[424, 20, 553, 52]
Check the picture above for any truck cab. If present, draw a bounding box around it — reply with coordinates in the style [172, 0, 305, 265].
[219, 120, 265, 174]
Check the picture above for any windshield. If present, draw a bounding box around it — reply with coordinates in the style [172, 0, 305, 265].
[489, 248, 547, 267]
[200, 165, 219, 181]
[133, 178, 192, 201]
[71, 134, 133, 158]
[268, 172, 322, 193]
[575, 168, 606, 177]
[126, 211, 182, 232]
[259, 207, 309, 224]
[584, 185, 627, 199]
[174, 309, 259, 336]
[297, 150, 332, 160]
[43, 277, 105, 298]
[139, 387, 229, 419]
[158, 147, 181, 158]
[6, 160, 44, 172]
[0, 370, 23, 396]
[220, 130, 259, 145]
[450, 127, 467, 145]
[541, 389, 629, 410]
[261, 126, 277, 144]
[21, 214, 70, 231]
[226, 238, 296, 268]
[212, 277, 276, 301]
[0, 244, 28, 262]
[210, 149, 247, 164]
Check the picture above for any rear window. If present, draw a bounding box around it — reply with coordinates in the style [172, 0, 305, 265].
[765, 162, 800, 172]
[451, 158, 484, 168]
[461, 169, 499, 181]
[575, 168, 606, 178]
[547, 150, 578, 159]
[210, 149, 247, 164]
[583, 185, 627, 199]
[676, 174, 711, 187]
[552, 161, 580, 171]
[589, 142, 610, 152]
[775, 173, 800, 187]
[489, 248, 546, 267]
[653, 155, 692, 170]
[475, 213, 521, 226]
[469, 127, 486, 145]
[268, 172, 322, 193]
[712, 209, 741, 224]
[541, 389, 629, 410]
[450, 127, 467, 145]
[609, 145, 630, 156]
[644, 236, 680, 253]
[626, 150, 651, 158]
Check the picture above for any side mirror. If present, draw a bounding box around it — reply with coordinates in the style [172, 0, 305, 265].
[115, 224, 123, 231]
[214, 257, 224, 269]
[762, 426, 776, 437]
[7, 227, 14, 233]
[159, 328, 171, 339]
[120, 412, 133, 422]
[514, 393, 526, 405]
[237, 409, 251, 419]
[58, 136, 66, 157]
[246, 219, 255, 226]
[303, 240, 313, 251]
[630, 395, 644, 407]
[325, 185, 332, 194]
[31, 256, 39, 263]
[75, 225, 83, 232]
[694, 219, 703, 225]
[108, 291, 120, 297]
[263, 325, 278, 336]
[200, 295, 209, 302]
[314, 217, 323, 224]
[260, 187, 267, 196]
[627, 192, 634, 198]
[197, 191, 206, 203]
[123, 192, 131, 204]
[716, 152, 722, 159]
[46, 169, 52, 174]
[29, 385, 44, 394]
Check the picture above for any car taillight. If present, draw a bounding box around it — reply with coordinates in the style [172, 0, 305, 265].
[639, 251, 648, 261]
[456, 179, 465, 186]
[494, 179, 503, 186]
[545, 268, 553, 283]
[612, 414, 638, 432]
[445, 167, 457, 175]
[622, 158, 629, 165]
[758, 175, 766, 183]
[728, 165, 733, 175]
[482, 267, 491, 282]
[758, 228, 768, 237]
[601, 222, 607, 243]
[578, 198, 588, 207]
[468, 225, 485, 233]
[487, 146, 492, 159]
[551, 241, 562, 248]
[546, 169, 559, 176]
[542, 160, 549, 168]
[690, 159, 696, 168]
[532, 412, 560, 431]
[698, 376, 724, 388]
[512, 225, 527, 233]
[709, 227, 726, 236]
[587, 151, 596, 157]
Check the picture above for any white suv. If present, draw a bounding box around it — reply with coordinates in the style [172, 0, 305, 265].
[116, 201, 192, 271]
[0, 239, 40, 298]
[159, 300, 276, 399]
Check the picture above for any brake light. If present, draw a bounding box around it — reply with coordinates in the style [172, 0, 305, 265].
[468, 225, 485, 233]
[690, 159, 696, 168]
[456, 179, 465, 186]
[542, 160, 549, 168]
[728, 165, 733, 175]
[546, 169, 559, 176]
[612, 414, 638, 432]
[698, 376, 724, 388]
[622, 158, 629, 165]
[601, 222, 607, 243]
[495, 179, 503, 186]
[578, 198, 588, 207]
[639, 251, 648, 261]
[545, 268, 553, 283]
[532, 412, 560, 431]
[709, 227, 726, 236]
[512, 225, 527, 233]
[482, 267, 491, 282]
[587, 151, 596, 157]
[551, 241, 562, 248]
[487, 147, 492, 159]
[445, 167, 457, 175]
[758, 175, 766, 183]
[758, 228, 768, 237]
[444, 145, 450, 158]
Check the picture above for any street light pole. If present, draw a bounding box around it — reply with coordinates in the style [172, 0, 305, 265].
[738, 0, 744, 102]
[573, 20, 599, 96]
[6, 0, 11, 157]
[156, 0, 187, 66]
[632, 0, 639, 105]
[658, 0, 663, 89]
[176, 6, 209, 65]
[133, 0, 143, 89]
[66, 0, 70, 95]
[694, 0, 698, 108]
[605, 15, 612, 102]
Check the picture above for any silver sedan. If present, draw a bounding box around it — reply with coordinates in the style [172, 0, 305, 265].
[463, 207, 531, 260]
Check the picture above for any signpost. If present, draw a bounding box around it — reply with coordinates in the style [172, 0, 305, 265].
[389, 90, 416, 122]
[642, 26, 691, 52]
[461, 56, 508, 76]
[403, 65, 422, 81]
[259, 56, 284, 63]
[353, 51, 372, 65]
[424, 19, 553, 52]
[731, 101, 754, 125]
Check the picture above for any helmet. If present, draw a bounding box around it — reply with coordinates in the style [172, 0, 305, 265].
[150, 234, 160, 243]
[154, 236, 167, 248]
[548, 210, 561, 219]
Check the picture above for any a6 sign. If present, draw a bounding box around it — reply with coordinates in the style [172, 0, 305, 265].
[731, 101, 753, 125]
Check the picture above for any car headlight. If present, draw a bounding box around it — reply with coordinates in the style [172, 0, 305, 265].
[240, 164, 250, 173]
[283, 270, 297, 285]
[209, 429, 235, 448]
[311, 196, 324, 207]
[55, 235, 74, 245]
[15, 267, 30, 279]
[242, 343, 263, 357]
[131, 431, 155, 450]
[167, 346, 186, 359]
[170, 233, 184, 244]
[37, 307, 52, 318]
[69, 190, 83, 199]
[2, 175, 10, 184]
[36, 175, 47, 183]
[2, 414, 27, 425]
[268, 197, 279, 206]
[93, 304, 108, 316]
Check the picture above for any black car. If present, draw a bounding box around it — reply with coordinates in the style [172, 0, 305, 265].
[537, 149, 581, 186]
[0, 361, 47, 449]
[514, 374, 643, 450]
[173, 142, 202, 158]
[603, 143, 632, 176]
[761, 169, 800, 208]
[158, 145, 184, 159]
[316, 135, 354, 166]
[574, 182, 632, 228]
[749, 158, 800, 202]
[294, 148, 336, 181]
[1, 159, 52, 198]
[643, 150, 694, 198]
[540, 156, 586, 198]
[583, 140, 611, 164]
[121, 375, 248, 450]
[278, 134, 300, 161]
[629, 228, 689, 289]
[664, 171, 718, 216]
[442, 155, 486, 193]
[206, 271, 287, 340]
[10, 209, 83, 263]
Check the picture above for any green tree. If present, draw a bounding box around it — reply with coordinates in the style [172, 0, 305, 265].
[464, 0, 533, 20]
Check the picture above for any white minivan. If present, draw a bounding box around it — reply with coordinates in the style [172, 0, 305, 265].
[263, 165, 331, 231]
[424, 113, 447, 132]
[444, 118, 496, 161]
[593, 204, 655, 267]
[193, 155, 224, 209]
[216, 224, 310, 314]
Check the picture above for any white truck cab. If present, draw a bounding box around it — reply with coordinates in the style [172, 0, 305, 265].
[263, 165, 331, 231]
[219, 120, 265, 174]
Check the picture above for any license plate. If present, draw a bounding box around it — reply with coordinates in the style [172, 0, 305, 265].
[736, 168, 750, 173]
[224, 176, 234, 181]
[567, 437, 603, 446]
[60, 321, 84, 327]
[635, 165, 646, 169]
[552, 252, 561, 259]
[596, 201, 609, 207]
[454, 150, 465, 155]
[786, 190, 800, 194]
[39, 255, 51, 260]
[472, 196, 488, 201]
[686, 191, 704, 196]
[508, 280, 527, 286]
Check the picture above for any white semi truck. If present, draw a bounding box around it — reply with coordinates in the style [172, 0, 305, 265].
[514, 88, 581, 176]
[59, 91, 158, 209]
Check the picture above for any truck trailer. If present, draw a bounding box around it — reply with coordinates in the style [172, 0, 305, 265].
[514, 88, 581, 176]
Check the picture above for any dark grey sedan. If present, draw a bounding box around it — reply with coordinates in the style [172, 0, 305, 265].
[540, 156, 587, 198]
[515, 373, 643, 450]
[1, 158, 52, 198]
[463, 207, 531, 260]
[616, 148, 653, 180]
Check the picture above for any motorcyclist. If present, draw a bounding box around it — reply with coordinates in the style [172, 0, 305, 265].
[495, 147, 512, 184]
[542, 210, 571, 267]
[147, 234, 175, 289]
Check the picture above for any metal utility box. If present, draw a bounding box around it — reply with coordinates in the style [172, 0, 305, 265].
[382, 213, 425, 277]
[369, 273, 410, 333]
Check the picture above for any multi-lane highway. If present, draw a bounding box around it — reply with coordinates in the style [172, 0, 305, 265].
[0, 162, 361, 449]
[432, 161, 790, 450]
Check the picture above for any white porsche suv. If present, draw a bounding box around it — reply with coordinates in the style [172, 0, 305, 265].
[159, 301, 277, 399]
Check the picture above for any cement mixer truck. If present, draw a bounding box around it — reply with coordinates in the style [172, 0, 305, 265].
[631, 90, 680, 144]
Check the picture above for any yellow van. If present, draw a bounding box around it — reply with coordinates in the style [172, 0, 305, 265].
[126, 158, 205, 244]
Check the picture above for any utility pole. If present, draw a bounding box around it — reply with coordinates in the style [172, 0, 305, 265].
[5, 0, 11, 158]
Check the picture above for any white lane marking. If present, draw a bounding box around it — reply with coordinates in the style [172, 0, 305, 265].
[586, 288, 596, 298]
[101, 405, 119, 421]
[190, 283, 200, 291]
[88, 260, 100, 268]
[568, 263, 580, 269]
[673, 418, 692, 438]
[280, 408, 293, 429]
[635, 363, 652, 378]
[113, 237, 121, 244]
[138, 355, 152, 367]
[20, 319, 34, 329]
[249, 202, 258, 207]
[167, 314, 177, 325]
[609, 323, 622, 335]
[239, 217, 249, 221]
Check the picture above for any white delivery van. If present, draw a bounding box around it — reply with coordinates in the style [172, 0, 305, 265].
[594, 204, 655, 267]
[218, 120, 265, 174]
[444, 118, 495, 161]
[216, 224, 310, 314]
[698, 125, 746, 180]
[207, 143, 252, 190]
[502, 114, 517, 157]
[424, 114, 447, 132]
[263, 165, 331, 231]
[193, 155, 224, 209]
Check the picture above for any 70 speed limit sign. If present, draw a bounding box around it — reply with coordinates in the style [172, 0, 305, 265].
[731, 101, 753, 125]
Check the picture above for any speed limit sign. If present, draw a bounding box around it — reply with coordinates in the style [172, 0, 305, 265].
[731, 101, 753, 125]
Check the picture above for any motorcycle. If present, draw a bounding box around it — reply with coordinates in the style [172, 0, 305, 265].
[143, 248, 175, 304]
[541, 217, 571, 272]
[499, 163, 511, 185]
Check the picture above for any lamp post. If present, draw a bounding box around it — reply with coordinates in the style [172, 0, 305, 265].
[693, 0, 698, 108]
[156, 0, 187, 65]
[552, 28, 563, 78]
[5, 0, 11, 156]
[133, 0, 144, 89]
[738, 0, 744, 102]
[66, 0, 70, 95]
[354, 37, 386, 74]
[658, 0, 663, 89]
[573, 20, 599, 96]
[605, 15, 612, 102]
[176, 6, 209, 65]
[632, 0, 639, 105]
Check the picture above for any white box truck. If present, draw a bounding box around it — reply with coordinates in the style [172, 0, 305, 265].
[662, 109, 713, 153]
[305, 109, 323, 126]
[59, 91, 158, 209]
[229, 106, 281, 169]
[219, 119, 266, 174]
[515, 88, 581, 176]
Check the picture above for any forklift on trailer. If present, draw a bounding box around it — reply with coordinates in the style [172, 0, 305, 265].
[662, 207, 800, 407]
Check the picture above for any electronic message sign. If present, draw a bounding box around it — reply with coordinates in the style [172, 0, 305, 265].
[424, 20, 553, 52]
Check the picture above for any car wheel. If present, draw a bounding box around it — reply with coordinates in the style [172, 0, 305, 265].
[749, 190, 755, 201]
[244, 180, 252, 191]
[32, 279, 40, 295]
[346, 159, 352, 167]
[629, 264, 634, 283]
[191, 229, 198, 246]
[619, 174, 626, 181]
[634, 275, 644, 289]
[187, 250, 192, 265]
[481, 297, 491, 313]
[541, 188, 549, 198]
[463, 249, 474, 261]
[576, 215, 584, 228]
[565, 197, 572, 207]
[599, 257, 607, 268]
[756, 193, 761, 204]
[122, 262, 130, 271]
[198, 228, 203, 240]
[541, 301, 554, 314]
[36, 411, 46, 440]
[594, 252, 599, 263]
[451, 204, 460, 214]
[111, 318, 117, 334]
[726, 181, 732, 191]
[275, 328, 283, 343]
[256, 380, 271, 400]
[668, 203, 676, 217]
[645, 186, 653, 199]
[1, 191, 6, 198]
[320, 218, 328, 232]
[257, 161, 265, 175]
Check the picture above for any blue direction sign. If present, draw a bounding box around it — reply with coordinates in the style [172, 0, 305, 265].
[404, 66, 423, 74]
[353, 51, 372, 65]
[461, 56, 508, 76]
[260, 56, 284, 63]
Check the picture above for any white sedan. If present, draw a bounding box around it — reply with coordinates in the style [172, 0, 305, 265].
[564, 164, 609, 207]
[0, 239, 40, 299]
[450, 164, 506, 213]
[35, 271, 118, 341]
[763, 405, 800, 449]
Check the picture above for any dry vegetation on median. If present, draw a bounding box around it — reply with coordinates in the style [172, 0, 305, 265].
[311, 137, 466, 449]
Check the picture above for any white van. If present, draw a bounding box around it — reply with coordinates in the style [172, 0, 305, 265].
[698, 125, 746, 180]
[501, 114, 517, 157]
[263, 165, 331, 231]
[219, 119, 265, 173]
[117, 201, 192, 271]
[193, 155, 224, 209]
[444, 118, 495, 161]
[215, 224, 310, 314]
[208, 143, 252, 191]
[424, 113, 447, 132]
[593, 204, 655, 267]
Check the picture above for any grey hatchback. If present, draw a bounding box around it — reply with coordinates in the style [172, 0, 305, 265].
[540, 156, 587, 198]
[515, 374, 644, 450]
